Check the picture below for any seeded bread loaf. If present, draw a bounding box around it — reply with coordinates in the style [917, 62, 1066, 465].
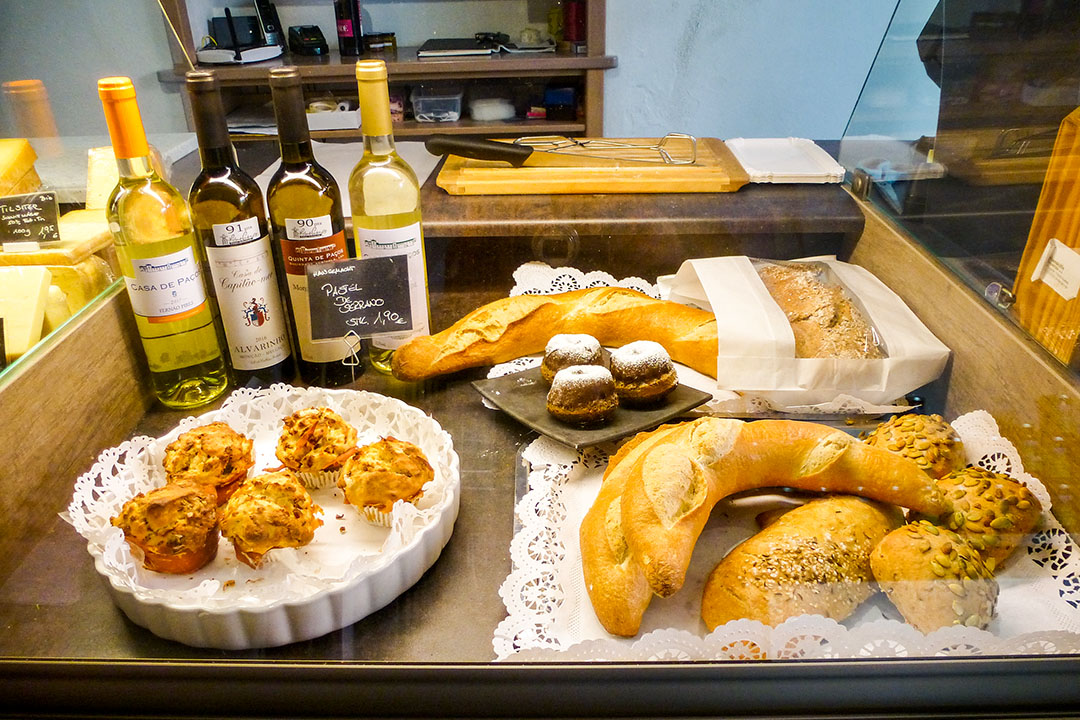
[870, 520, 998, 633]
[390, 287, 718, 382]
[756, 262, 883, 360]
[863, 413, 966, 479]
[701, 495, 903, 630]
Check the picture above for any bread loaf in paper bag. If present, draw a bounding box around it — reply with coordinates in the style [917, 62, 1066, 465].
[666, 256, 949, 407]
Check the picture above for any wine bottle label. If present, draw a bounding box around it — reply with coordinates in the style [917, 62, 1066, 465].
[285, 214, 336, 241]
[123, 244, 208, 323]
[356, 221, 429, 350]
[279, 223, 350, 362]
[205, 238, 291, 371]
[211, 216, 262, 247]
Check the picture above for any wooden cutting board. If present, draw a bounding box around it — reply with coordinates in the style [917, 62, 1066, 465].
[434, 137, 750, 195]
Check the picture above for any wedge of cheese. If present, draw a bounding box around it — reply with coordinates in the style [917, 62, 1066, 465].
[0, 266, 52, 364]
[0, 138, 38, 196]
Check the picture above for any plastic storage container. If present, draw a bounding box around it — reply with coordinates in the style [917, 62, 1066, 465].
[410, 85, 464, 122]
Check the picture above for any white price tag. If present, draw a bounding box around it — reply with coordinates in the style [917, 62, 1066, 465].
[211, 216, 262, 246]
[1031, 238, 1080, 301]
[285, 215, 334, 240]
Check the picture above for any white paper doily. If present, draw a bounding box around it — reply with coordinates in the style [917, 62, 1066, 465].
[64, 384, 460, 648]
[493, 410, 1080, 660]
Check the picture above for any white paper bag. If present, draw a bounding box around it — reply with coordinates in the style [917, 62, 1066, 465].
[668, 256, 950, 407]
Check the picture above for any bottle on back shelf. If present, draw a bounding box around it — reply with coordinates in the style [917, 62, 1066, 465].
[97, 76, 230, 410]
[349, 59, 430, 375]
[334, 0, 364, 56]
[185, 70, 295, 388]
[266, 66, 360, 387]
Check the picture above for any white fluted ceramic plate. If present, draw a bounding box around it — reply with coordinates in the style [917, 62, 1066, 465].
[65, 385, 460, 649]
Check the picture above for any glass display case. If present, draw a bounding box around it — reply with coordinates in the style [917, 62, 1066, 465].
[2, 1, 1079, 718]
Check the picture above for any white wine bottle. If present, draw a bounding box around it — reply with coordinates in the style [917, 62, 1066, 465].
[266, 66, 359, 387]
[349, 59, 430, 374]
[186, 70, 295, 388]
[98, 76, 230, 409]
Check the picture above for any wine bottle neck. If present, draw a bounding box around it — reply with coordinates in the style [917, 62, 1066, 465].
[364, 133, 397, 156]
[279, 138, 316, 165]
[198, 144, 237, 170]
[116, 155, 156, 181]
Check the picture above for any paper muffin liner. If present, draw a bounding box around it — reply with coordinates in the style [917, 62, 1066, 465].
[361, 505, 394, 528]
[296, 468, 343, 489]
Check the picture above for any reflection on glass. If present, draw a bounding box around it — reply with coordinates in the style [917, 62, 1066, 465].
[842, 0, 1080, 375]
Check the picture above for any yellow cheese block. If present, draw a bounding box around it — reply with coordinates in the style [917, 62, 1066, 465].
[4, 166, 42, 196]
[41, 284, 72, 335]
[0, 266, 51, 364]
[0, 138, 38, 196]
[85, 146, 119, 210]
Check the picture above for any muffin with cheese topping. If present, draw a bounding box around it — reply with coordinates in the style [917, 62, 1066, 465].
[219, 470, 323, 569]
[162, 421, 255, 504]
[274, 407, 359, 488]
[111, 479, 220, 575]
[338, 437, 433, 527]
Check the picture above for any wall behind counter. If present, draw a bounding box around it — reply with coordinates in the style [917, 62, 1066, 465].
[0, 0, 937, 142]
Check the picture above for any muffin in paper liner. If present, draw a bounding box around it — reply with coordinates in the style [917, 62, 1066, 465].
[338, 437, 433, 528]
[275, 406, 359, 488]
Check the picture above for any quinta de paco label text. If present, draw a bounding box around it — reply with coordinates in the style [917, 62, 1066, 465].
[305, 255, 413, 341]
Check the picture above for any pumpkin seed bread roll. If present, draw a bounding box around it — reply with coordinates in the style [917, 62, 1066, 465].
[870, 520, 998, 633]
[917, 466, 1042, 571]
[863, 413, 966, 479]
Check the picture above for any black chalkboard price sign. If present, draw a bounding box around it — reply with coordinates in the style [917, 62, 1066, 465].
[306, 255, 413, 341]
[0, 192, 60, 245]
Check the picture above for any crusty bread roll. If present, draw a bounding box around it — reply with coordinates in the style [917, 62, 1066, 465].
[701, 495, 903, 630]
[870, 520, 998, 633]
[578, 422, 686, 637]
[917, 466, 1042, 570]
[619, 419, 949, 599]
[391, 287, 718, 382]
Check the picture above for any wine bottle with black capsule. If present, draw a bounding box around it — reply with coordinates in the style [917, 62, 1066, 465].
[186, 70, 295, 387]
[349, 59, 430, 374]
[266, 66, 360, 387]
[98, 76, 230, 409]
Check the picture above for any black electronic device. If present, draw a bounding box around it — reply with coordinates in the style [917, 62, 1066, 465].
[288, 25, 329, 55]
[210, 13, 262, 49]
[254, 0, 285, 47]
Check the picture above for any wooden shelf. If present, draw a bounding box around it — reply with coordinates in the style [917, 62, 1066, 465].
[231, 119, 586, 142]
[159, 0, 613, 138]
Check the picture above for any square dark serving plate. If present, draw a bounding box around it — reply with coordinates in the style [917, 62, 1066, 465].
[472, 366, 713, 450]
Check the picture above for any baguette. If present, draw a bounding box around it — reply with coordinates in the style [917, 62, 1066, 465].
[701, 495, 903, 630]
[618, 419, 949, 599]
[578, 422, 687, 637]
[391, 287, 718, 381]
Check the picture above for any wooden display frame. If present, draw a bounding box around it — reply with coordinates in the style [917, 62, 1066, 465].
[1013, 106, 1080, 368]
